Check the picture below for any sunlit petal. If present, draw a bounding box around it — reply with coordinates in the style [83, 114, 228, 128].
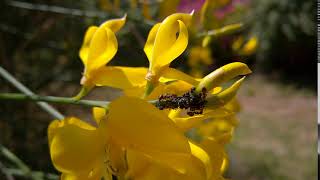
[79, 26, 98, 65]
[144, 23, 161, 61]
[86, 27, 118, 75]
[160, 67, 199, 86]
[106, 96, 191, 154]
[48, 117, 104, 175]
[100, 15, 126, 33]
[92, 66, 148, 89]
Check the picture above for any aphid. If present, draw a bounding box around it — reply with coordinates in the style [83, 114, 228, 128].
[156, 87, 207, 116]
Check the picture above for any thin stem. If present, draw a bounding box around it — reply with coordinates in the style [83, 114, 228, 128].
[0, 145, 59, 180]
[0, 145, 30, 174]
[4, 168, 59, 180]
[6, 0, 156, 26]
[0, 66, 64, 119]
[197, 23, 244, 38]
[0, 93, 158, 108]
[0, 93, 110, 108]
[0, 161, 15, 180]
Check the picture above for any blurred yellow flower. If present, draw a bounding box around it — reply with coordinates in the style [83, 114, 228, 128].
[188, 46, 213, 67]
[232, 36, 258, 56]
[188, 46, 213, 78]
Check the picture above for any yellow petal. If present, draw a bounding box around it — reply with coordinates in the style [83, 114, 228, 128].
[172, 108, 233, 131]
[92, 107, 107, 125]
[211, 87, 223, 95]
[189, 141, 212, 179]
[240, 36, 258, 55]
[127, 149, 208, 180]
[196, 62, 251, 91]
[123, 86, 145, 98]
[123, 80, 192, 100]
[100, 15, 126, 33]
[48, 117, 104, 175]
[79, 26, 98, 65]
[224, 98, 241, 113]
[160, 67, 199, 86]
[206, 77, 245, 108]
[92, 66, 147, 89]
[106, 96, 191, 154]
[151, 20, 189, 73]
[86, 27, 118, 75]
[172, 115, 207, 131]
[220, 155, 229, 174]
[198, 118, 235, 145]
[144, 23, 161, 61]
[146, 81, 194, 100]
[201, 138, 226, 179]
[61, 166, 104, 180]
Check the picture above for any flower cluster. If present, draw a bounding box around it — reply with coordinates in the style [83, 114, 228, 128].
[48, 12, 251, 180]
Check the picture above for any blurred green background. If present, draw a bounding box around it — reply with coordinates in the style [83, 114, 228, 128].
[0, 0, 316, 179]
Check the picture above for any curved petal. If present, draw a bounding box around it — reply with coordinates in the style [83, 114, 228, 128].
[92, 107, 107, 125]
[206, 77, 245, 108]
[106, 96, 191, 154]
[60, 166, 104, 180]
[92, 66, 147, 89]
[196, 62, 251, 91]
[79, 26, 98, 65]
[123, 80, 193, 100]
[147, 80, 194, 100]
[85, 27, 118, 76]
[200, 138, 226, 179]
[169, 108, 233, 131]
[197, 118, 235, 145]
[160, 67, 199, 86]
[151, 20, 189, 73]
[48, 117, 105, 175]
[144, 23, 161, 62]
[100, 15, 126, 33]
[126, 148, 208, 180]
[189, 141, 212, 179]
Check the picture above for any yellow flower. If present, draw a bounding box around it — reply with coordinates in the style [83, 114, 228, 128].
[144, 12, 195, 86]
[125, 141, 214, 180]
[187, 46, 214, 78]
[48, 96, 213, 179]
[76, 16, 152, 99]
[232, 36, 258, 56]
[76, 13, 200, 99]
[188, 46, 213, 67]
[79, 15, 126, 87]
[164, 62, 250, 131]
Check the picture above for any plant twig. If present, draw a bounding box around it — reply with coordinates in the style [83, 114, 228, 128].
[0, 145, 59, 180]
[0, 161, 14, 180]
[6, 0, 156, 26]
[0, 93, 110, 108]
[0, 66, 64, 119]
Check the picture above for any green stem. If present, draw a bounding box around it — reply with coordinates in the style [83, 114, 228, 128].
[197, 23, 243, 38]
[0, 93, 158, 108]
[0, 144, 58, 180]
[0, 66, 64, 120]
[143, 81, 155, 99]
[0, 93, 110, 109]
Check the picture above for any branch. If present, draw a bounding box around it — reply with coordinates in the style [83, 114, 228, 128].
[0, 93, 110, 109]
[6, 0, 156, 26]
[0, 145, 58, 180]
[0, 66, 64, 119]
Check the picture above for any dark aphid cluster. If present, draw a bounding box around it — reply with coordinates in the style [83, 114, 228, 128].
[155, 87, 207, 116]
